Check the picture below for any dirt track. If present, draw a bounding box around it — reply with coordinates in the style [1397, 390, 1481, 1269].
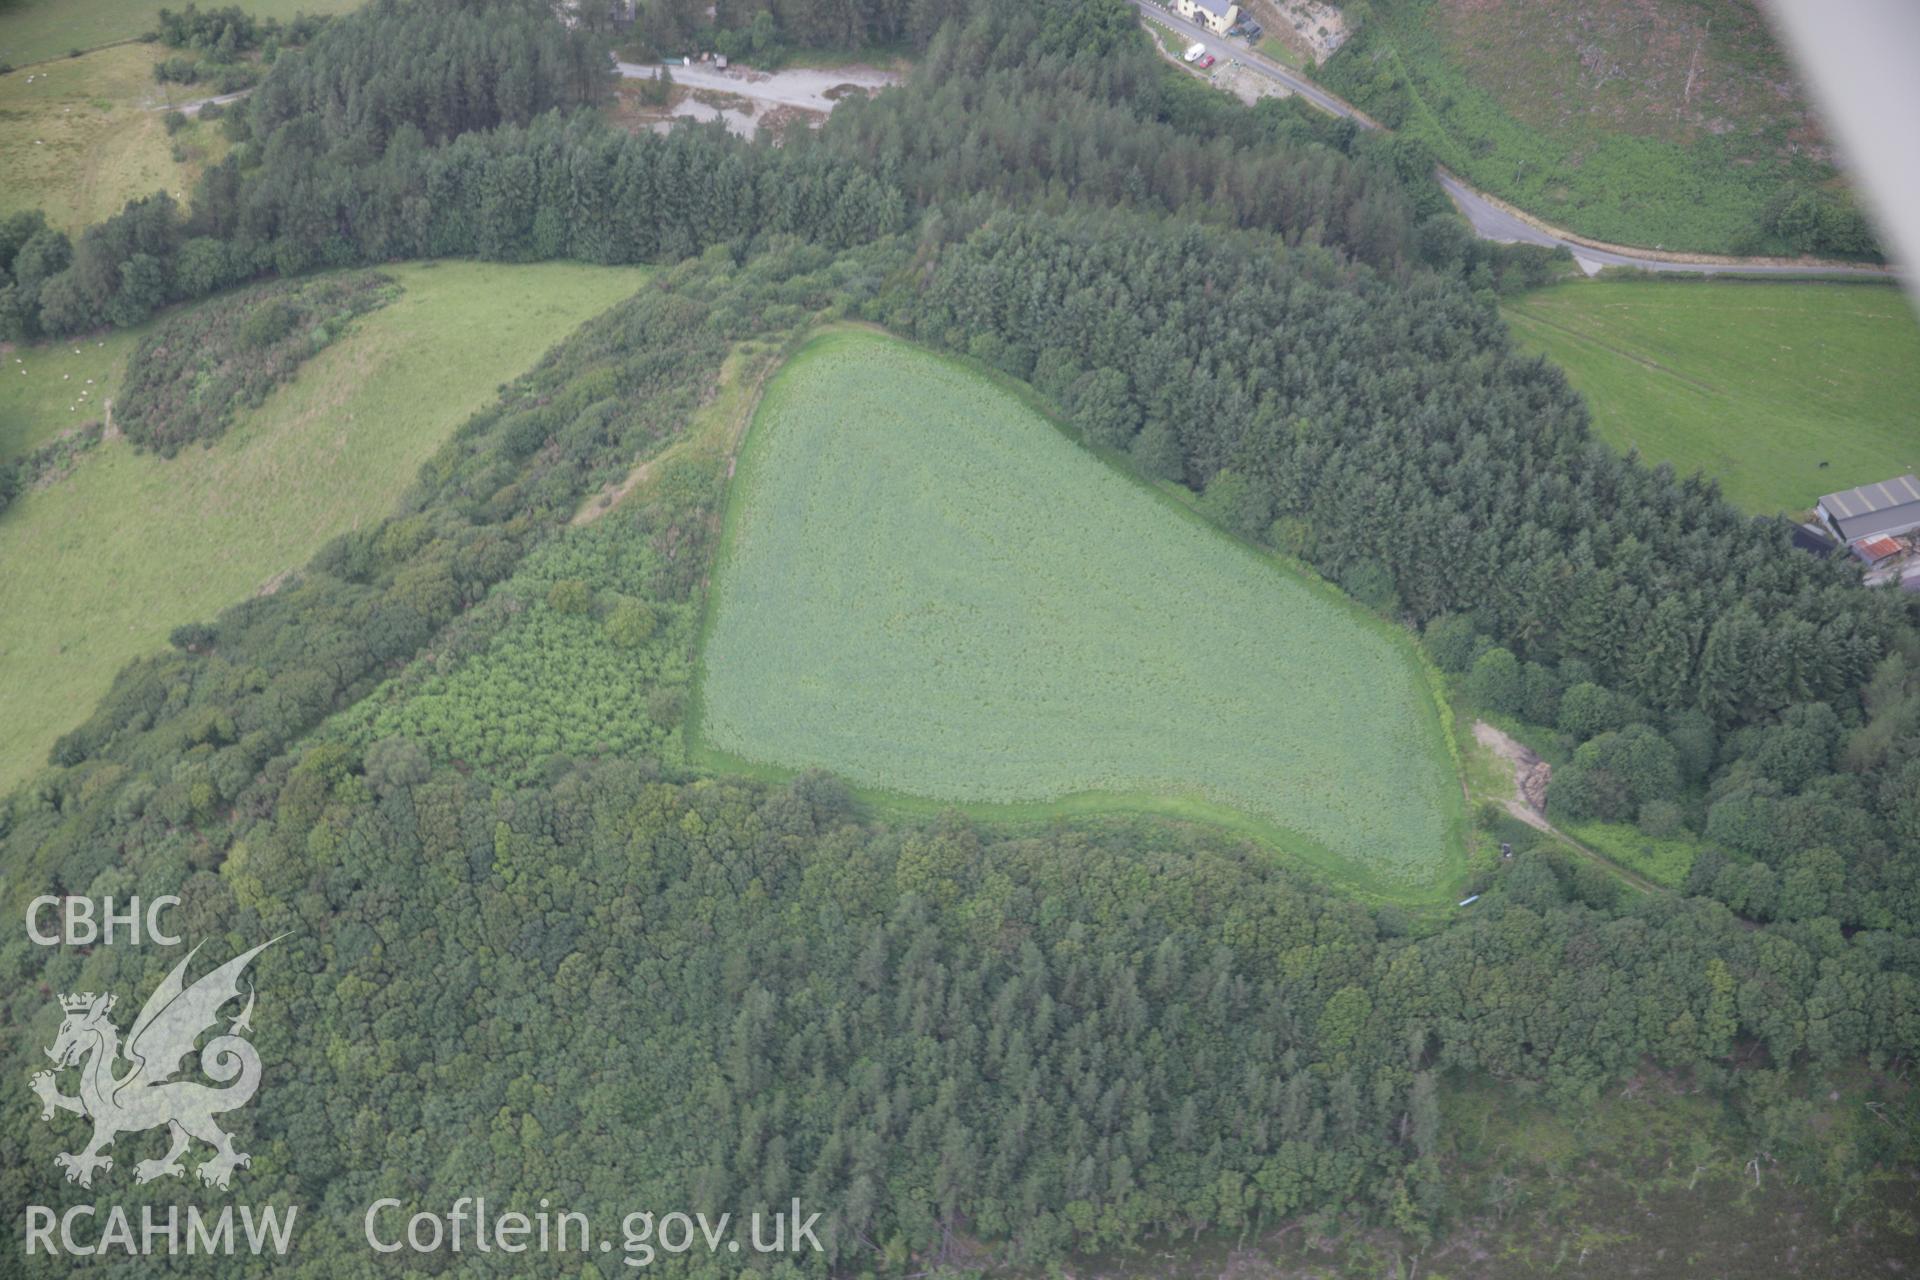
[1471, 720, 1666, 894]
[1473, 721, 1553, 831]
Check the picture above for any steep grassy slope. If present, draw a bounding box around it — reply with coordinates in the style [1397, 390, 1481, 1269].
[695, 329, 1464, 900]
[1505, 279, 1920, 514]
[0, 260, 646, 792]
[1320, 0, 1865, 255]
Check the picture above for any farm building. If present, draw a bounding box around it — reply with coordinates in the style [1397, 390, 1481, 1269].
[1817, 474, 1920, 545]
[1857, 535, 1904, 566]
[1173, 0, 1241, 36]
[1789, 523, 1838, 558]
[1767, 516, 1838, 559]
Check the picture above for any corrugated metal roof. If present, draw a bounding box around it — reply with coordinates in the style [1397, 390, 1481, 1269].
[1830, 501, 1920, 542]
[1857, 535, 1902, 562]
[1820, 473, 1920, 519]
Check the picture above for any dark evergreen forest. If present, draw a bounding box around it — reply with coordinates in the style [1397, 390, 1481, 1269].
[1, 0, 1915, 1272]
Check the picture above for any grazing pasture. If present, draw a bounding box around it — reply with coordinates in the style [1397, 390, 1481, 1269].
[1505, 280, 1920, 514]
[0, 324, 140, 462]
[0, 43, 227, 232]
[0, 260, 646, 793]
[694, 329, 1464, 899]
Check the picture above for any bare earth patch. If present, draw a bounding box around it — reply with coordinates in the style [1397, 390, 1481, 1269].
[1472, 719, 1553, 830]
[1278, 0, 1350, 59]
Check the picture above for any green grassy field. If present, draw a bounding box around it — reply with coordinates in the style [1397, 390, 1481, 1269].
[0, 42, 229, 233]
[1562, 819, 1704, 889]
[694, 328, 1465, 899]
[1505, 280, 1920, 514]
[0, 260, 646, 793]
[1257, 36, 1302, 69]
[0, 0, 360, 67]
[1317, 0, 1848, 253]
[0, 324, 142, 462]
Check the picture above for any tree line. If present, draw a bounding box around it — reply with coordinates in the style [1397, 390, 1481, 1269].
[150, 3, 330, 90]
[906, 207, 1919, 933]
[0, 0, 905, 341]
[4, 0, 1548, 344]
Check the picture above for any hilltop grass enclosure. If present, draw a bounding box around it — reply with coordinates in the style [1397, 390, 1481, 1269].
[0, 260, 647, 793]
[694, 329, 1465, 899]
[1505, 279, 1920, 514]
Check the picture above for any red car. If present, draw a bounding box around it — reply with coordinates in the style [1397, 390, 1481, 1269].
[1196, 53, 1216, 69]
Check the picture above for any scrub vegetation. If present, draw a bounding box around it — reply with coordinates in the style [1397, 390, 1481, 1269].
[335, 513, 700, 782]
[116, 269, 397, 454]
[0, 259, 645, 793]
[698, 329, 1463, 897]
[1319, 0, 1878, 257]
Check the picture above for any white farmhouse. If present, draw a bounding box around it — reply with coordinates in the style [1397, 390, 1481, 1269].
[1173, 0, 1240, 37]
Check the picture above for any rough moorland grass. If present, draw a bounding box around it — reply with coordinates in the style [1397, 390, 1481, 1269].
[1318, 0, 1840, 253]
[1419, 1078, 1908, 1280]
[694, 329, 1464, 900]
[1504, 279, 1920, 514]
[0, 43, 228, 232]
[0, 260, 647, 793]
[0, 0, 360, 67]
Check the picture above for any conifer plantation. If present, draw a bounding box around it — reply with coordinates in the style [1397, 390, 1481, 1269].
[1, 0, 1915, 1273]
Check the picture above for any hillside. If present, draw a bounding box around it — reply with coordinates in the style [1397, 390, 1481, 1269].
[1319, 0, 1876, 256]
[0, 322, 141, 461]
[1, 2, 1914, 1274]
[0, 260, 645, 792]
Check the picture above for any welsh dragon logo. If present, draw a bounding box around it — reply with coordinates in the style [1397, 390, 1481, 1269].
[30, 938, 278, 1190]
